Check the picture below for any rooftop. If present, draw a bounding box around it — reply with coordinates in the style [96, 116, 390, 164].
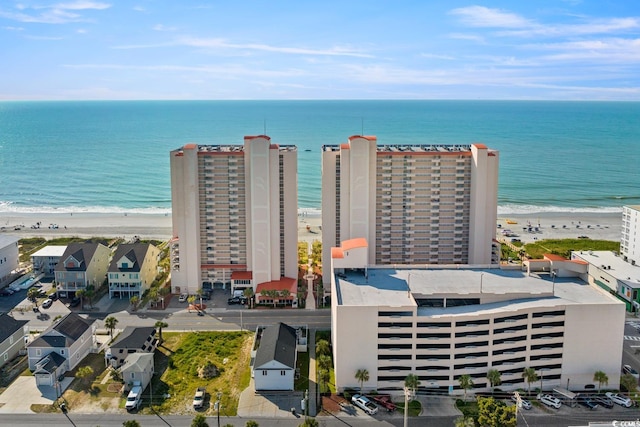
[572, 250, 640, 288]
[0, 235, 19, 248]
[334, 267, 621, 315]
[323, 142, 475, 153]
[31, 245, 67, 257]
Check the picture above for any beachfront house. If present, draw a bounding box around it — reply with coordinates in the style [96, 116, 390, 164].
[27, 312, 96, 386]
[107, 243, 160, 299]
[0, 313, 28, 368]
[54, 242, 111, 298]
[253, 322, 298, 391]
[106, 326, 158, 368]
[31, 245, 67, 278]
[0, 235, 20, 287]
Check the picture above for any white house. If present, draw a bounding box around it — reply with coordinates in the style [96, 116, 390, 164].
[31, 245, 67, 278]
[0, 235, 20, 286]
[120, 352, 154, 392]
[55, 242, 111, 298]
[253, 322, 297, 391]
[27, 312, 96, 386]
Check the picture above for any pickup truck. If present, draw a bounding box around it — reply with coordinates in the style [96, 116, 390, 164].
[125, 385, 143, 411]
[370, 394, 396, 412]
[352, 394, 378, 415]
[193, 387, 206, 409]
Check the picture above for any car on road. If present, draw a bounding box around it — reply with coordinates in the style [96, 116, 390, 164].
[577, 394, 598, 410]
[227, 296, 247, 305]
[511, 395, 532, 409]
[0, 289, 13, 297]
[193, 387, 206, 409]
[351, 394, 378, 415]
[537, 394, 562, 409]
[590, 395, 614, 409]
[41, 298, 53, 309]
[605, 392, 633, 408]
[178, 293, 189, 302]
[623, 364, 640, 380]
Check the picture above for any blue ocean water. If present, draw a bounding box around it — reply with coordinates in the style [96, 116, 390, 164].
[0, 100, 638, 215]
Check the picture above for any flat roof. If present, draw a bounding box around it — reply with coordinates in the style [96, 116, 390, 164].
[0, 235, 20, 248]
[335, 267, 621, 314]
[572, 250, 640, 287]
[31, 245, 67, 257]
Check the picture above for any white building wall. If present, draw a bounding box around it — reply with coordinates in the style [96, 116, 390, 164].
[622, 206, 640, 266]
[333, 305, 379, 393]
[321, 149, 339, 279]
[254, 361, 294, 391]
[170, 144, 202, 294]
[469, 144, 499, 264]
[562, 297, 624, 389]
[246, 138, 273, 286]
[347, 137, 377, 261]
[282, 149, 299, 279]
[0, 236, 19, 284]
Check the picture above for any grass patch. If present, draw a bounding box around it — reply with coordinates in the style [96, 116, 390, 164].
[524, 239, 619, 259]
[295, 351, 309, 391]
[456, 399, 479, 418]
[152, 331, 253, 415]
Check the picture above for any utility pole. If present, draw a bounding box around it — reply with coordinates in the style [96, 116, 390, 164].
[216, 391, 222, 427]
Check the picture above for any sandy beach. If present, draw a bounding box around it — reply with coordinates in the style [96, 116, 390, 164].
[0, 210, 622, 245]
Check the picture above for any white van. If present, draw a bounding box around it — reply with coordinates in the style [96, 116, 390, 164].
[125, 385, 143, 411]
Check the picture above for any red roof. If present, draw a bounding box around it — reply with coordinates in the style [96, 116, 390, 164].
[348, 135, 377, 142]
[231, 271, 253, 280]
[184, 143, 198, 150]
[255, 277, 297, 298]
[341, 238, 368, 251]
[331, 247, 344, 259]
[544, 254, 568, 261]
[472, 143, 487, 149]
[244, 135, 271, 141]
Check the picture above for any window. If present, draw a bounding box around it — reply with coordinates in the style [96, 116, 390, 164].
[3, 354, 7, 362]
[281, 370, 286, 376]
[262, 371, 267, 376]
[36, 349, 41, 356]
[60, 350, 65, 355]
[131, 373, 135, 379]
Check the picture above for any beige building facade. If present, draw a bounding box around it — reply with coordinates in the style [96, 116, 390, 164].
[169, 136, 298, 295]
[321, 137, 500, 283]
[330, 239, 625, 396]
[622, 205, 640, 266]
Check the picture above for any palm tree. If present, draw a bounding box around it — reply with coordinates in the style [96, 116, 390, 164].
[155, 321, 168, 343]
[267, 289, 279, 307]
[104, 316, 118, 339]
[148, 288, 158, 307]
[187, 295, 196, 311]
[522, 368, 538, 396]
[243, 287, 254, 308]
[76, 289, 85, 310]
[280, 289, 291, 306]
[354, 368, 369, 394]
[458, 374, 474, 402]
[593, 370, 608, 393]
[27, 288, 39, 306]
[315, 339, 330, 357]
[318, 368, 331, 395]
[260, 289, 269, 306]
[620, 373, 637, 397]
[76, 365, 94, 386]
[130, 295, 139, 310]
[404, 373, 420, 397]
[318, 354, 332, 372]
[487, 369, 502, 395]
[84, 288, 95, 308]
[191, 414, 209, 427]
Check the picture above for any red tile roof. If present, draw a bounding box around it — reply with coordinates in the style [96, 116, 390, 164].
[255, 277, 297, 298]
[231, 271, 253, 280]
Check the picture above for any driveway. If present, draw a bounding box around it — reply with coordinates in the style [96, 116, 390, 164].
[238, 379, 304, 418]
[0, 376, 72, 413]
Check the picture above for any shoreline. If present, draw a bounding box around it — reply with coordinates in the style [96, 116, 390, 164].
[0, 210, 622, 244]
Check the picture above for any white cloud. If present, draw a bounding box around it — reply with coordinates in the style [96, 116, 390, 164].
[449, 6, 532, 28]
[448, 33, 486, 43]
[3, 26, 24, 31]
[0, 1, 110, 24]
[153, 24, 177, 32]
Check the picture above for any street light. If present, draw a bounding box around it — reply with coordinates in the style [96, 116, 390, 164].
[551, 271, 557, 295]
[403, 386, 413, 427]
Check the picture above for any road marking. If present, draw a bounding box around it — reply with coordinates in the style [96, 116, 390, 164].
[624, 335, 640, 341]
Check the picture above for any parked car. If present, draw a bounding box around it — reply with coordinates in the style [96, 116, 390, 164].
[227, 296, 247, 305]
[41, 298, 53, 309]
[605, 392, 633, 408]
[590, 395, 614, 408]
[125, 385, 143, 411]
[193, 387, 206, 409]
[577, 394, 599, 410]
[37, 288, 47, 298]
[68, 297, 81, 307]
[351, 394, 378, 415]
[537, 394, 562, 409]
[0, 289, 13, 297]
[511, 395, 532, 410]
[49, 292, 58, 301]
[178, 293, 189, 302]
[623, 364, 640, 380]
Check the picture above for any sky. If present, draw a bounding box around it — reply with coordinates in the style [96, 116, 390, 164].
[1, 1, 639, 100]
